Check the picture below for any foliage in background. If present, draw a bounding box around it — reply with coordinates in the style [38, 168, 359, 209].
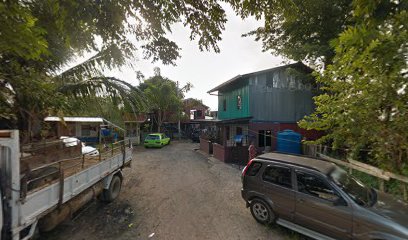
[182, 98, 209, 121]
[0, 0, 228, 142]
[68, 96, 127, 128]
[140, 71, 191, 132]
[299, 0, 408, 176]
[230, 0, 353, 68]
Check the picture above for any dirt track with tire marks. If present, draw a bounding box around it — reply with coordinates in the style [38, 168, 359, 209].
[43, 141, 303, 240]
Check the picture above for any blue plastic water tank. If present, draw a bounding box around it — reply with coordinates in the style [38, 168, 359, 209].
[277, 130, 302, 154]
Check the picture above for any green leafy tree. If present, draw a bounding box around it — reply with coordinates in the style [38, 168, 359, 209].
[299, 0, 408, 175]
[142, 72, 191, 132]
[230, 0, 353, 68]
[0, 0, 228, 141]
[0, 1, 48, 60]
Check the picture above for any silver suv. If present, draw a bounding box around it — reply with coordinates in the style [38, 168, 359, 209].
[241, 152, 408, 240]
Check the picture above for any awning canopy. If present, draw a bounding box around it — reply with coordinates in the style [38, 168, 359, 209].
[44, 116, 125, 132]
[216, 117, 252, 124]
[44, 116, 104, 123]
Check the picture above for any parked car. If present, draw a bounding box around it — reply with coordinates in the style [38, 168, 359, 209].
[60, 136, 99, 156]
[144, 133, 170, 148]
[241, 152, 408, 240]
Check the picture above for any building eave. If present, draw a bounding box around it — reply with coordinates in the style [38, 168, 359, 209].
[207, 62, 312, 94]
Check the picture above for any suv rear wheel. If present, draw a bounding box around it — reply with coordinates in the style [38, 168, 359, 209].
[250, 199, 275, 224]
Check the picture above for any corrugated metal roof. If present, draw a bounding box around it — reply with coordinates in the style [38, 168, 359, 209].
[44, 116, 104, 123]
[207, 62, 309, 93]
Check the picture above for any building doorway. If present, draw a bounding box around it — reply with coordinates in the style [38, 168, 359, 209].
[258, 130, 272, 148]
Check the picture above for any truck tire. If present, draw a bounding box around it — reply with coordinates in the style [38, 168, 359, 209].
[103, 175, 122, 202]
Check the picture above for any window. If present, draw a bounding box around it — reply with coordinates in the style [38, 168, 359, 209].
[289, 77, 297, 90]
[81, 125, 91, 136]
[258, 130, 272, 148]
[330, 167, 370, 206]
[237, 95, 242, 110]
[258, 130, 265, 147]
[273, 74, 279, 88]
[296, 172, 339, 202]
[223, 99, 227, 111]
[246, 162, 262, 176]
[146, 135, 160, 140]
[263, 166, 292, 188]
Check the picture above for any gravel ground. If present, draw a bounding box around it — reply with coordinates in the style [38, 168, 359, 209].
[42, 141, 303, 240]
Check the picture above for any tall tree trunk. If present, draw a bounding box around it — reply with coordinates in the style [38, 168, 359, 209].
[157, 110, 163, 132]
[19, 108, 31, 144]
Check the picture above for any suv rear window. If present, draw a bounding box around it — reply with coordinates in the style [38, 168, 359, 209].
[263, 166, 292, 189]
[246, 162, 262, 176]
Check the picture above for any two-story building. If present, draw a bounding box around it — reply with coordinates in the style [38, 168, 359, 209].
[207, 62, 321, 163]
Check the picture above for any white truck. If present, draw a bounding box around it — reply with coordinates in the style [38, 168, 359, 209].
[0, 130, 132, 240]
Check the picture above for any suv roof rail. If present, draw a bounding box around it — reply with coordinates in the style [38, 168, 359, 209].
[255, 156, 327, 174]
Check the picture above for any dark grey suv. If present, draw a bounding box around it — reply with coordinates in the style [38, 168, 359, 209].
[241, 152, 408, 240]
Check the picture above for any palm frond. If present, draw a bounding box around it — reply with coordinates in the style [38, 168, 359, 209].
[58, 76, 146, 113]
[57, 44, 128, 83]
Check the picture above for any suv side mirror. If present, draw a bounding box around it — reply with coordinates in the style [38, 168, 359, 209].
[333, 197, 347, 206]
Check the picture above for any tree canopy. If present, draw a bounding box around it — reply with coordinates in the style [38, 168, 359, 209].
[299, 0, 408, 174]
[141, 73, 190, 132]
[230, 0, 353, 68]
[0, 0, 228, 141]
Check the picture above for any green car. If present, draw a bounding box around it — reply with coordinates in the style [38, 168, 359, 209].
[144, 133, 170, 148]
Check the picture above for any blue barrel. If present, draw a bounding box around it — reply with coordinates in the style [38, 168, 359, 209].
[277, 130, 302, 154]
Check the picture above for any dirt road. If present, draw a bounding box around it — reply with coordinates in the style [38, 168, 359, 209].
[43, 141, 301, 240]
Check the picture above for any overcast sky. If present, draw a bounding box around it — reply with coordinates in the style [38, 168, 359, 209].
[109, 5, 286, 111]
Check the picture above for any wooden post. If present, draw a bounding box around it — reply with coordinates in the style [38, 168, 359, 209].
[98, 145, 102, 162]
[58, 162, 64, 208]
[82, 154, 85, 169]
[379, 179, 385, 192]
[122, 141, 126, 166]
[43, 139, 46, 154]
[401, 183, 407, 201]
[20, 169, 29, 201]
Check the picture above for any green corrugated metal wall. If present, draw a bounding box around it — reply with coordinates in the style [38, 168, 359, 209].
[218, 84, 250, 120]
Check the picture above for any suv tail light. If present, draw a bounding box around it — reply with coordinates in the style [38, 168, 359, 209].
[242, 159, 262, 184]
[242, 159, 254, 178]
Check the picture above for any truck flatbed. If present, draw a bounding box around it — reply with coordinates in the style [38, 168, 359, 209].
[0, 130, 133, 240]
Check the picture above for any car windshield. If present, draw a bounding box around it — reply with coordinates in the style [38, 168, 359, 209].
[146, 135, 160, 140]
[330, 167, 373, 206]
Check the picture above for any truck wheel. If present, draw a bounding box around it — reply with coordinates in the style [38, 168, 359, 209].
[103, 175, 122, 202]
[250, 199, 275, 225]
